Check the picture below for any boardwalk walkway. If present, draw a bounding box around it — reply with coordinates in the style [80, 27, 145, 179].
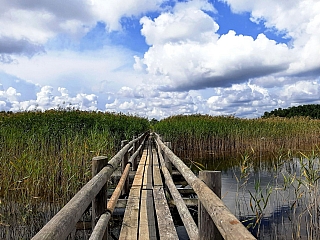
[32, 132, 256, 240]
[119, 139, 178, 239]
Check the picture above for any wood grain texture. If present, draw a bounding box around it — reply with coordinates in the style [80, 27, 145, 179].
[139, 190, 156, 240]
[155, 133, 256, 240]
[119, 187, 141, 240]
[153, 186, 179, 240]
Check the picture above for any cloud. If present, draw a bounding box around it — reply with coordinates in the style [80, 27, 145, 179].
[0, 47, 143, 94]
[105, 84, 203, 118]
[1, 0, 319, 120]
[138, 11, 292, 91]
[0, 84, 98, 112]
[0, 37, 45, 57]
[92, 0, 168, 31]
[0, 0, 168, 58]
[134, 0, 320, 95]
[140, 1, 217, 45]
[222, 0, 320, 76]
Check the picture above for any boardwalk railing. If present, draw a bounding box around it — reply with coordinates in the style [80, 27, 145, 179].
[32, 131, 255, 239]
[154, 133, 256, 240]
[32, 132, 149, 240]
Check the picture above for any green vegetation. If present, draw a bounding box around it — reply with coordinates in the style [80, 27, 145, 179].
[0, 109, 149, 203]
[0, 109, 149, 238]
[154, 114, 320, 169]
[155, 114, 320, 238]
[262, 104, 320, 119]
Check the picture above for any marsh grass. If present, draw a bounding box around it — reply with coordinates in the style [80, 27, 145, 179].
[0, 109, 149, 238]
[155, 114, 320, 239]
[229, 149, 320, 239]
[154, 115, 320, 164]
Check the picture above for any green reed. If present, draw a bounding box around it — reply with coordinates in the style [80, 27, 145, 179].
[0, 109, 149, 236]
[232, 148, 320, 239]
[155, 114, 320, 238]
[154, 114, 320, 165]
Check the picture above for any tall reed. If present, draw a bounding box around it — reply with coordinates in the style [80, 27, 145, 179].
[0, 109, 149, 237]
[154, 115, 320, 165]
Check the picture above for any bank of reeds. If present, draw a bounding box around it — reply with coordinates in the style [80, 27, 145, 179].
[0, 109, 149, 236]
[154, 115, 320, 169]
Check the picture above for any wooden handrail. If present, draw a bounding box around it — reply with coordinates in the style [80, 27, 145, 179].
[89, 141, 146, 240]
[155, 140, 199, 239]
[32, 132, 149, 240]
[154, 133, 256, 240]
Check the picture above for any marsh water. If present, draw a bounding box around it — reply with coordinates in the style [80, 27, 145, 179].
[195, 153, 320, 240]
[1, 153, 319, 239]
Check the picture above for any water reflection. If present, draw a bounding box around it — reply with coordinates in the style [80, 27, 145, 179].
[193, 155, 319, 240]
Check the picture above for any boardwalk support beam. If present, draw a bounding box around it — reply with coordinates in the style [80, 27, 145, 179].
[121, 140, 129, 196]
[199, 171, 222, 240]
[92, 156, 108, 240]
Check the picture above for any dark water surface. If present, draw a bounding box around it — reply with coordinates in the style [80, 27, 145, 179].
[197, 155, 320, 240]
[2, 155, 319, 239]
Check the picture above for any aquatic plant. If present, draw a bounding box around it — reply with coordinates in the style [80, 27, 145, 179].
[0, 109, 149, 237]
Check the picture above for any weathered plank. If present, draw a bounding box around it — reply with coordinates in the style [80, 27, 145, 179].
[139, 189, 156, 240]
[132, 164, 145, 187]
[153, 186, 179, 240]
[142, 151, 152, 190]
[119, 187, 141, 240]
[132, 150, 147, 187]
[155, 141, 199, 240]
[152, 150, 163, 186]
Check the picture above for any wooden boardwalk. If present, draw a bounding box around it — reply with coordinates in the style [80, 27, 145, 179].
[32, 132, 256, 240]
[119, 141, 178, 239]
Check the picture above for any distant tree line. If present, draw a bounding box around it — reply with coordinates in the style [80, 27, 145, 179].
[262, 104, 320, 119]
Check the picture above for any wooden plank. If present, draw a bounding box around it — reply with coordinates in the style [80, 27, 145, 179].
[153, 186, 179, 240]
[108, 197, 198, 209]
[142, 152, 153, 190]
[152, 150, 163, 186]
[138, 190, 149, 240]
[142, 163, 149, 189]
[139, 153, 147, 165]
[119, 187, 141, 240]
[132, 164, 145, 187]
[132, 149, 148, 187]
[146, 190, 156, 240]
[139, 190, 156, 240]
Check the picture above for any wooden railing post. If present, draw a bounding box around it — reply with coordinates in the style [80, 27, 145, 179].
[132, 136, 138, 171]
[92, 156, 108, 240]
[198, 171, 222, 240]
[133, 136, 137, 152]
[121, 140, 129, 196]
[164, 142, 172, 175]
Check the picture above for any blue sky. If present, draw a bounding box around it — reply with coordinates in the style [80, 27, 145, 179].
[0, 0, 319, 119]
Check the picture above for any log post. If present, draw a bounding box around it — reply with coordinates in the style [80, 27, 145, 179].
[133, 136, 137, 152]
[121, 140, 129, 196]
[164, 142, 172, 175]
[132, 136, 138, 170]
[198, 171, 222, 240]
[92, 156, 108, 240]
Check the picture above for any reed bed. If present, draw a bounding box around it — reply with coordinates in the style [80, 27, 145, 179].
[155, 114, 320, 239]
[154, 115, 320, 167]
[0, 109, 149, 237]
